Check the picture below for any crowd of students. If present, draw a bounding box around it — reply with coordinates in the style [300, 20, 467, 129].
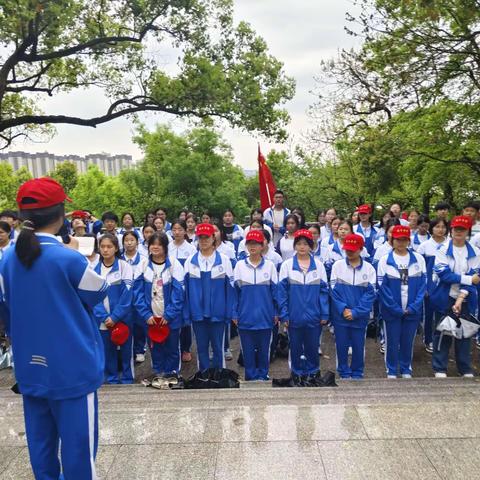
[2, 190, 480, 383]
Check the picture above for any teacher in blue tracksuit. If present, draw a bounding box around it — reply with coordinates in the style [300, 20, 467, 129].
[0, 178, 108, 480]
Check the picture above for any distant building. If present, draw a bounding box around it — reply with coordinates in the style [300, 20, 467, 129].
[0, 151, 133, 177]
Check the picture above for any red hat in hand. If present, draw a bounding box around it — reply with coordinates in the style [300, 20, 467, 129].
[342, 234, 365, 252]
[195, 223, 215, 237]
[148, 321, 170, 344]
[16, 177, 72, 210]
[109, 322, 130, 346]
[357, 204, 372, 215]
[72, 210, 88, 220]
[294, 229, 313, 241]
[391, 225, 411, 239]
[450, 215, 473, 230]
[245, 230, 265, 244]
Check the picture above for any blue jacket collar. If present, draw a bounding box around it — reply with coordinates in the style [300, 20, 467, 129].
[35, 233, 61, 244]
[191, 250, 222, 267]
[446, 239, 477, 259]
[244, 256, 266, 269]
[333, 240, 343, 256]
[292, 254, 316, 272]
[95, 256, 120, 274]
[148, 255, 171, 270]
[387, 250, 417, 269]
[413, 231, 431, 245]
[345, 256, 364, 270]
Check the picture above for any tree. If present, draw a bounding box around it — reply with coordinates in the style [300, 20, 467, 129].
[0, 164, 32, 209]
[48, 161, 78, 194]
[0, 0, 295, 148]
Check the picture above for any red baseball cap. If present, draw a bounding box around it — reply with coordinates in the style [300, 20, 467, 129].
[450, 215, 473, 230]
[109, 322, 130, 346]
[72, 210, 88, 220]
[245, 230, 265, 244]
[294, 229, 313, 241]
[16, 177, 72, 210]
[357, 204, 372, 215]
[391, 225, 411, 239]
[148, 321, 170, 344]
[195, 223, 215, 237]
[343, 234, 365, 252]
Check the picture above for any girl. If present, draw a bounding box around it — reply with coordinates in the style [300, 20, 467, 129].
[276, 214, 300, 261]
[320, 208, 337, 241]
[213, 223, 236, 267]
[185, 213, 197, 243]
[222, 209, 244, 255]
[351, 211, 359, 226]
[84, 233, 101, 269]
[411, 214, 430, 251]
[134, 233, 185, 377]
[233, 230, 278, 381]
[372, 218, 401, 268]
[308, 224, 322, 257]
[144, 211, 156, 225]
[71, 217, 87, 237]
[155, 207, 171, 232]
[201, 210, 213, 224]
[291, 207, 306, 229]
[119, 212, 141, 239]
[244, 208, 273, 238]
[238, 220, 266, 260]
[93, 234, 134, 384]
[262, 229, 283, 271]
[178, 209, 189, 222]
[417, 218, 448, 353]
[408, 209, 420, 233]
[138, 223, 157, 257]
[1, 178, 108, 479]
[319, 216, 340, 263]
[317, 210, 327, 228]
[330, 234, 377, 379]
[183, 223, 235, 371]
[278, 229, 329, 379]
[430, 216, 480, 377]
[373, 211, 395, 250]
[0, 221, 14, 260]
[153, 216, 167, 234]
[354, 204, 378, 257]
[122, 231, 149, 363]
[377, 225, 426, 378]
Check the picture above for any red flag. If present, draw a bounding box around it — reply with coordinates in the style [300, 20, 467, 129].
[258, 145, 277, 211]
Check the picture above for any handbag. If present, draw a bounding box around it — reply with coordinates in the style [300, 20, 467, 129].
[436, 312, 480, 350]
[459, 313, 480, 339]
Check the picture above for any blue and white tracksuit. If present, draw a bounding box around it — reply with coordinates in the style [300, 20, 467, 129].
[417, 238, 447, 347]
[354, 223, 378, 257]
[224, 224, 244, 254]
[184, 251, 235, 371]
[377, 251, 426, 376]
[233, 258, 278, 380]
[277, 255, 329, 376]
[122, 251, 149, 356]
[330, 258, 377, 378]
[276, 235, 295, 261]
[0, 240, 14, 260]
[0, 233, 108, 480]
[263, 207, 290, 244]
[325, 240, 370, 278]
[216, 241, 237, 269]
[411, 232, 431, 252]
[134, 257, 185, 375]
[93, 258, 134, 384]
[430, 241, 480, 375]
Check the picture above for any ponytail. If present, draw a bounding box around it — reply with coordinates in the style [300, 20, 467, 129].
[15, 203, 65, 269]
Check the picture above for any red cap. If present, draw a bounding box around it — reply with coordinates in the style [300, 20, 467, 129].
[16, 177, 72, 210]
[245, 230, 265, 244]
[72, 210, 88, 220]
[294, 229, 313, 241]
[450, 215, 473, 230]
[391, 225, 411, 239]
[342, 234, 365, 252]
[195, 223, 215, 237]
[357, 204, 372, 215]
[109, 322, 130, 346]
[148, 321, 170, 344]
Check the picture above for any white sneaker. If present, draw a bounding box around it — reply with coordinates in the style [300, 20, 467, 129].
[434, 372, 447, 378]
[318, 346, 322, 355]
[387, 375, 397, 379]
[224, 349, 233, 361]
[401, 374, 412, 379]
[463, 373, 474, 378]
[348, 346, 353, 356]
[135, 353, 145, 363]
[380, 344, 385, 354]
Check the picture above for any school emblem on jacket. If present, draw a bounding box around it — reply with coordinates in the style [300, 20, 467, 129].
[218, 266, 223, 272]
[264, 272, 269, 279]
[313, 272, 317, 278]
[363, 274, 368, 280]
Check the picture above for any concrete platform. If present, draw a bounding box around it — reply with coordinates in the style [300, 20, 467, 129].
[2, 378, 480, 479]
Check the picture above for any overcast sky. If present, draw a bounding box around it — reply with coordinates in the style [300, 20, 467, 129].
[9, 1, 361, 170]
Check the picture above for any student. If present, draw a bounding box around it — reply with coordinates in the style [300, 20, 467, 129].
[277, 229, 329, 379]
[213, 223, 236, 267]
[119, 212, 142, 238]
[434, 202, 450, 221]
[373, 211, 394, 249]
[121, 231, 149, 363]
[0, 177, 108, 479]
[138, 223, 157, 257]
[330, 234, 377, 379]
[185, 213, 197, 243]
[93, 234, 134, 384]
[308, 224, 322, 257]
[233, 230, 278, 380]
[144, 211, 156, 225]
[201, 210, 213, 224]
[0, 221, 15, 260]
[291, 207, 306, 229]
[84, 233, 101, 269]
[411, 214, 430, 251]
[99, 211, 123, 246]
[183, 223, 235, 371]
[153, 216, 167, 234]
[222, 209, 244, 254]
[155, 207, 171, 232]
[430, 215, 480, 377]
[320, 216, 340, 262]
[377, 225, 427, 378]
[263, 189, 290, 245]
[351, 210, 359, 226]
[262, 229, 283, 271]
[317, 210, 327, 227]
[0, 209, 19, 241]
[320, 208, 337, 241]
[354, 204, 377, 257]
[238, 220, 266, 260]
[463, 201, 480, 237]
[178, 209, 189, 222]
[134, 232, 185, 377]
[389, 203, 410, 226]
[71, 217, 87, 237]
[408, 209, 420, 233]
[417, 218, 449, 353]
[372, 218, 401, 268]
[244, 208, 273, 238]
[276, 214, 300, 261]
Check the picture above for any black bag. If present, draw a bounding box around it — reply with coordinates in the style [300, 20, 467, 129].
[272, 370, 337, 388]
[184, 368, 240, 389]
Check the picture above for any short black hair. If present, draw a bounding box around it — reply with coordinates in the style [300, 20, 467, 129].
[121, 212, 136, 224]
[0, 220, 12, 233]
[262, 229, 271, 243]
[429, 217, 449, 235]
[434, 202, 450, 211]
[148, 232, 170, 257]
[463, 201, 479, 211]
[274, 190, 284, 196]
[0, 210, 18, 220]
[417, 214, 430, 225]
[122, 230, 139, 245]
[101, 211, 119, 223]
[283, 213, 300, 229]
[98, 233, 121, 258]
[293, 233, 314, 249]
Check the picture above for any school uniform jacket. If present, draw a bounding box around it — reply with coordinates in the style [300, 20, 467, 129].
[430, 240, 480, 314]
[0, 233, 108, 400]
[232, 258, 278, 330]
[411, 231, 431, 252]
[263, 207, 290, 236]
[225, 224, 244, 254]
[330, 258, 377, 329]
[183, 251, 235, 324]
[377, 251, 426, 322]
[93, 258, 133, 327]
[325, 240, 370, 276]
[417, 238, 447, 296]
[277, 255, 329, 328]
[133, 257, 185, 330]
[354, 223, 378, 257]
[169, 240, 197, 267]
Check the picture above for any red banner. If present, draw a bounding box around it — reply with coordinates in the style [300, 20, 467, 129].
[258, 145, 277, 211]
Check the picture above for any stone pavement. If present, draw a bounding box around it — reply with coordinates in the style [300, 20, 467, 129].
[2, 379, 480, 479]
